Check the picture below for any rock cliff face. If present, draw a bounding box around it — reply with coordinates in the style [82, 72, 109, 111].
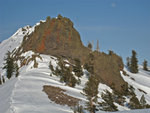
[21, 15, 85, 58]
[18, 15, 126, 92]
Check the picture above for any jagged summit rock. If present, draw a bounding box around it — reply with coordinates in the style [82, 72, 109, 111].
[20, 14, 84, 58]
[16, 14, 125, 92]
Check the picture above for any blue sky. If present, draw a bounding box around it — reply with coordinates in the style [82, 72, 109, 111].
[0, 0, 150, 65]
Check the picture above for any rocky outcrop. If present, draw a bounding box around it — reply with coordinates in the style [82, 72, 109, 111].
[21, 15, 85, 58]
[18, 15, 125, 92]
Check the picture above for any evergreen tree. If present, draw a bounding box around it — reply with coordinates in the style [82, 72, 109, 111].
[130, 50, 138, 73]
[83, 53, 98, 113]
[140, 95, 146, 108]
[49, 61, 54, 76]
[99, 90, 118, 111]
[3, 51, 15, 79]
[87, 42, 92, 50]
[84, 53, 94, 75]
[83, 75, 99, 113]
[126, 57, 130, 68]
[108, 50, 113, 56]
[15, 63, 19, 77]
[56, 60, 77, 87]
[143, 60, 148, 71]
[129, 95, 141, 109]
[63, 67, 77, 87]
[73, 58, 83, 78]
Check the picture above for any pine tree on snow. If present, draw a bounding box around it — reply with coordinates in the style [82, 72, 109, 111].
[83, 75, 99, 113]
[143, 60, 148, 71]
[140, 95, 147, 108]
[3, 51, 15, 79]
[130, 50, 138, 73]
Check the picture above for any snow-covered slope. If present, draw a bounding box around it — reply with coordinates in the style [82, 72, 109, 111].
[0, 50, 150, 113]
[121, 66, 150, 104]
[6, 54, 74, 113]
[0, 25, 150, 113]
[0, 26, 34, 72]
[0, 51, 87, 113]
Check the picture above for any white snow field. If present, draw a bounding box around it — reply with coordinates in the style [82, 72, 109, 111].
[0, 26, 150, 113]
[121, 67, 150, 105]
